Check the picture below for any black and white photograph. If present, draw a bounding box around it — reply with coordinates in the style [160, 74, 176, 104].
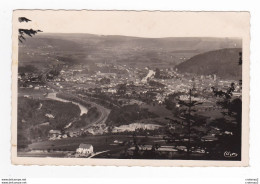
[11, 10, 250, 166]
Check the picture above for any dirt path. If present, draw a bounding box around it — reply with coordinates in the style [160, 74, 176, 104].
[88, 150, 110, 158]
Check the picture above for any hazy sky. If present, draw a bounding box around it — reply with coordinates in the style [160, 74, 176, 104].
[13, 11, 249, 38]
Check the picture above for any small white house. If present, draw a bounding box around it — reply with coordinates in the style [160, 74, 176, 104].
[76, 144, 94, 155]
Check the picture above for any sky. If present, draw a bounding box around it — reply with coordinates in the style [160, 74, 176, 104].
[13, 10, 250, 38]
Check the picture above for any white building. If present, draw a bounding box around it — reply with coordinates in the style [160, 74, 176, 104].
[76, 144, 94, 155]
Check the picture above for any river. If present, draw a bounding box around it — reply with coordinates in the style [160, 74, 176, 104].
[46, 93, 88, 116]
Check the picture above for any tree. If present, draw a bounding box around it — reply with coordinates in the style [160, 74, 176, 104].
[238, 51, 242, 91]
[117, 83, 127, 95]
[211, 83, 235, 116]
[209, 52, 242, 159]
[154, 68, 161, 78]
[18, 17, 42, 43]
[211, 83, 242, 158]
[164, 89, 206, 158]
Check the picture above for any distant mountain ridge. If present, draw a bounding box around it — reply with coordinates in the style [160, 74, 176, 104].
[176, 48, 242, 79]
[19, 33, 242, 69]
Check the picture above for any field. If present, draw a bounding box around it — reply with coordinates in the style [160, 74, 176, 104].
[28, 135, 163, 150]
[18, 88, 49, 98]
[140, 103, 173, 117]
[19, 135, 165, 158]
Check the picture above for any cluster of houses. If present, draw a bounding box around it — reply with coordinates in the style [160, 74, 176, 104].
[48, 130, 79, 140]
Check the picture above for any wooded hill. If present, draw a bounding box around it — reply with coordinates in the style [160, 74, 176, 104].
[176, 48, 242, 79]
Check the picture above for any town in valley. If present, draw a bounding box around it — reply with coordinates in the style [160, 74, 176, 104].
[17, 33, 242, 160]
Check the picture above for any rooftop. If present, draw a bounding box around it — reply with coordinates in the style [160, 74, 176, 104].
[78, 143, 93, 149]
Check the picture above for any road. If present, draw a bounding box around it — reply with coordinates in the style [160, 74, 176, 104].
[45, 80, 111, 132]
